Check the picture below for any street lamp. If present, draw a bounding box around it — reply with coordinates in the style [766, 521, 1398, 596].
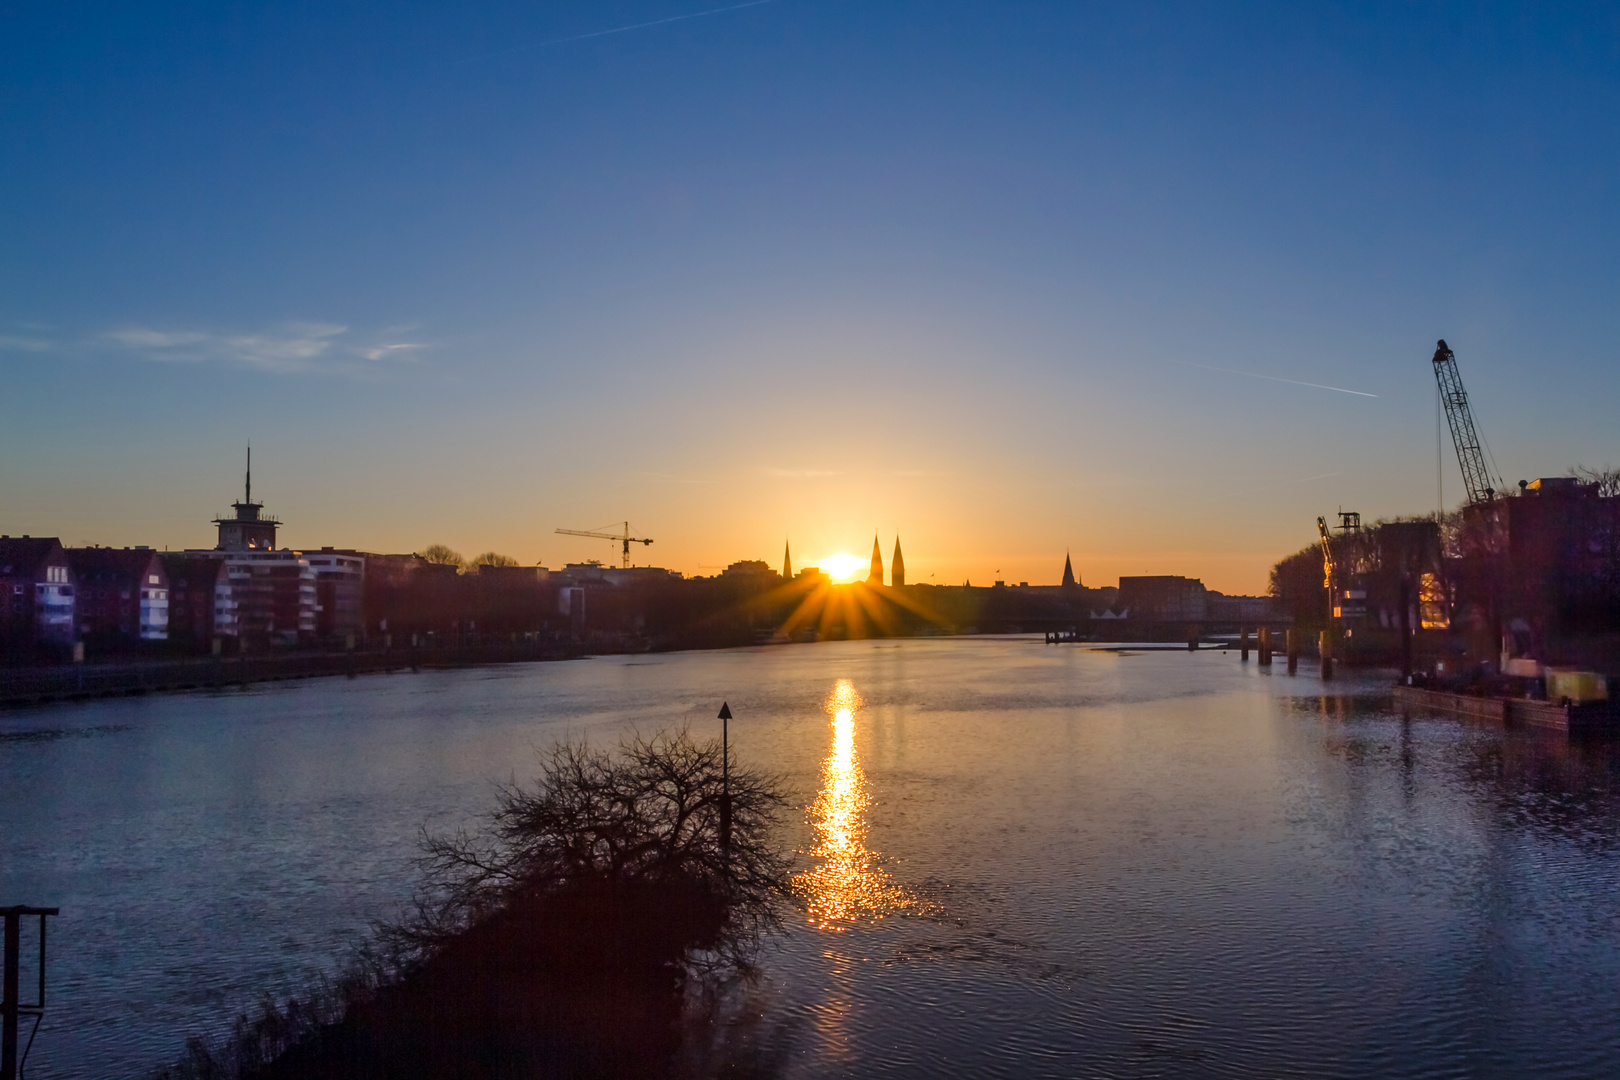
[717, 702, 733, 857]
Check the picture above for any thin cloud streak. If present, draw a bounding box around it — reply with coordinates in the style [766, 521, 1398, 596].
[0, 334, 58, 353]
[98, 323, 427, 375]
[634, 472, 718, 485]
[761, 467, 839, 479]
[1231, 470, 1344, 498]
[456, 0, 779, 63]
[355, 342, 428, 362]
[106, 328, 207, 348]
[1176, 360, 1378, 397]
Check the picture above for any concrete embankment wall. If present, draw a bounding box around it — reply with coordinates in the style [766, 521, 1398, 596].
[0, 643, 589, 707]
[1392, 684, 1618, 735]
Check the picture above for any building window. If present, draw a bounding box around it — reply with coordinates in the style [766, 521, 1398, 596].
[149, 574, 159, 584]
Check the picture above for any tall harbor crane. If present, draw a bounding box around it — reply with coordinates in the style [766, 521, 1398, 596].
[1431, 339, 1501, 505]
[555, 522, 654, 568]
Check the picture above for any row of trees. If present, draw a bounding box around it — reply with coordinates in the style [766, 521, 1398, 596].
[1269, 515, 1443, 633]
[416, 544, 520, 571]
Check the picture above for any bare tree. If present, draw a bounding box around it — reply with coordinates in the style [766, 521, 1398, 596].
[470, 551, 520, 567]
[1572, 464, 1620, 498]
[416, 543, 464, 567]
[149, 731, 792, 1079]
[395, 729, 792, 978]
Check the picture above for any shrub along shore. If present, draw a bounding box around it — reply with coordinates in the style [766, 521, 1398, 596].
[148, 731, 793, 1080]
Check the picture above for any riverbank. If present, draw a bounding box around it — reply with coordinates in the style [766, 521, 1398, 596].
[0, 641, 590, 707]
[0, 630, 1382, 708]
[1392, 683, 1620, 735]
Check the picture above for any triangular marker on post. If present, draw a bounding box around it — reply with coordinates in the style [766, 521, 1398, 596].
[717, 701, 733, 856]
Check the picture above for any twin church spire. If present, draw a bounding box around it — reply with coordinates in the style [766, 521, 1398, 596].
[865, 534, 905, 586]
[779, 535, 906, 586]
[782, 537, 1075, 588]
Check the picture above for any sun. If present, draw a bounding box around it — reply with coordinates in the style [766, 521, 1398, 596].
[820, 553, 867, 583]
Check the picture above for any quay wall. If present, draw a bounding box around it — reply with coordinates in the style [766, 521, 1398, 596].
[0, 642, 588, 707]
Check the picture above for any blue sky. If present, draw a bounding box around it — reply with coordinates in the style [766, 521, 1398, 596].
[3, 1, 1617, 591]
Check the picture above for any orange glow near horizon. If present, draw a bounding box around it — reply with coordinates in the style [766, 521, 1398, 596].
[818, 553, 868, 583]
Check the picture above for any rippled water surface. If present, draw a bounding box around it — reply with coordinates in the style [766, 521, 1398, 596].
[4, 638, 1619, 1078]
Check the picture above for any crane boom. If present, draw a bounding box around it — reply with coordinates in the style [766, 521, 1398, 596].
[1431, 339, 1496, 505]
[1317, 516, 1334, 589]
[555, 522, 654, 568]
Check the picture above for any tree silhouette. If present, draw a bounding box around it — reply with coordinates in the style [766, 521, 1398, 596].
[416, 544, 464, 567]
[150, 730, 794, 1078]
[398, 729, 790, 976]
[1572, 464, 1620, 498]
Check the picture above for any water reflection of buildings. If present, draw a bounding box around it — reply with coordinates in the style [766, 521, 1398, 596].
[796, 679, 914, 929]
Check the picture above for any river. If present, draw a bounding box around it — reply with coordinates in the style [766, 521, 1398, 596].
[3, 637, 1618, 1078]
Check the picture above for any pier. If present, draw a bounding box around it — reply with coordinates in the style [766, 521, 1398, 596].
[1393, 684, 1619, 735]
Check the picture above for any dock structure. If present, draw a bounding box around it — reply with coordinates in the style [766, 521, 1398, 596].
[1393, 684, 1619, 735]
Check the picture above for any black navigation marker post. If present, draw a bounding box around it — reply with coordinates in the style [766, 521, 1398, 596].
[2, 905, 58, 1080]
[717, 702, 733, 858]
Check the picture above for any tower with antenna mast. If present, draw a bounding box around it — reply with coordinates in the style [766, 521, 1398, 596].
[213, 447, 281, 551]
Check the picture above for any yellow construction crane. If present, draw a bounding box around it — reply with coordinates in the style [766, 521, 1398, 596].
[1317, 515, 1335, 589]
[555, 522, 654, 569]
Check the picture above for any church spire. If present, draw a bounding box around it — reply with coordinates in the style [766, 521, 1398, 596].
[867, 534, 883, 584]
[891, 535, 906, 587]
[783, 540, 792, 580]
[1062, 551, 1078, 588]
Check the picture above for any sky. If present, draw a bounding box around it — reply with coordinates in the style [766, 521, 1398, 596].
[2, 1, 1617, 593]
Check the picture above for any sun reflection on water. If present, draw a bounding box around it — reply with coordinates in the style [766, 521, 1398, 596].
[795, 679, 916, 930]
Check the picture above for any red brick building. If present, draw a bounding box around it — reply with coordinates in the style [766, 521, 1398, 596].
[67, 547, 170, 648]
[0, 535, 76, 660]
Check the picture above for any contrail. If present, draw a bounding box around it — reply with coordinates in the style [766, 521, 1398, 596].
[455, 0, 780, 63]
[1231, 470, 1344, 498]
[1176, 360, 1377, 398]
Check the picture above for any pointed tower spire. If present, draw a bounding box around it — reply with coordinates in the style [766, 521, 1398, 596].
[1062, 551, 1078, 588]
[867, 534, 883, 584]
[891, 535, 906, 587]
[783, 540, 793, 580]
[245, 445, 251, 505]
